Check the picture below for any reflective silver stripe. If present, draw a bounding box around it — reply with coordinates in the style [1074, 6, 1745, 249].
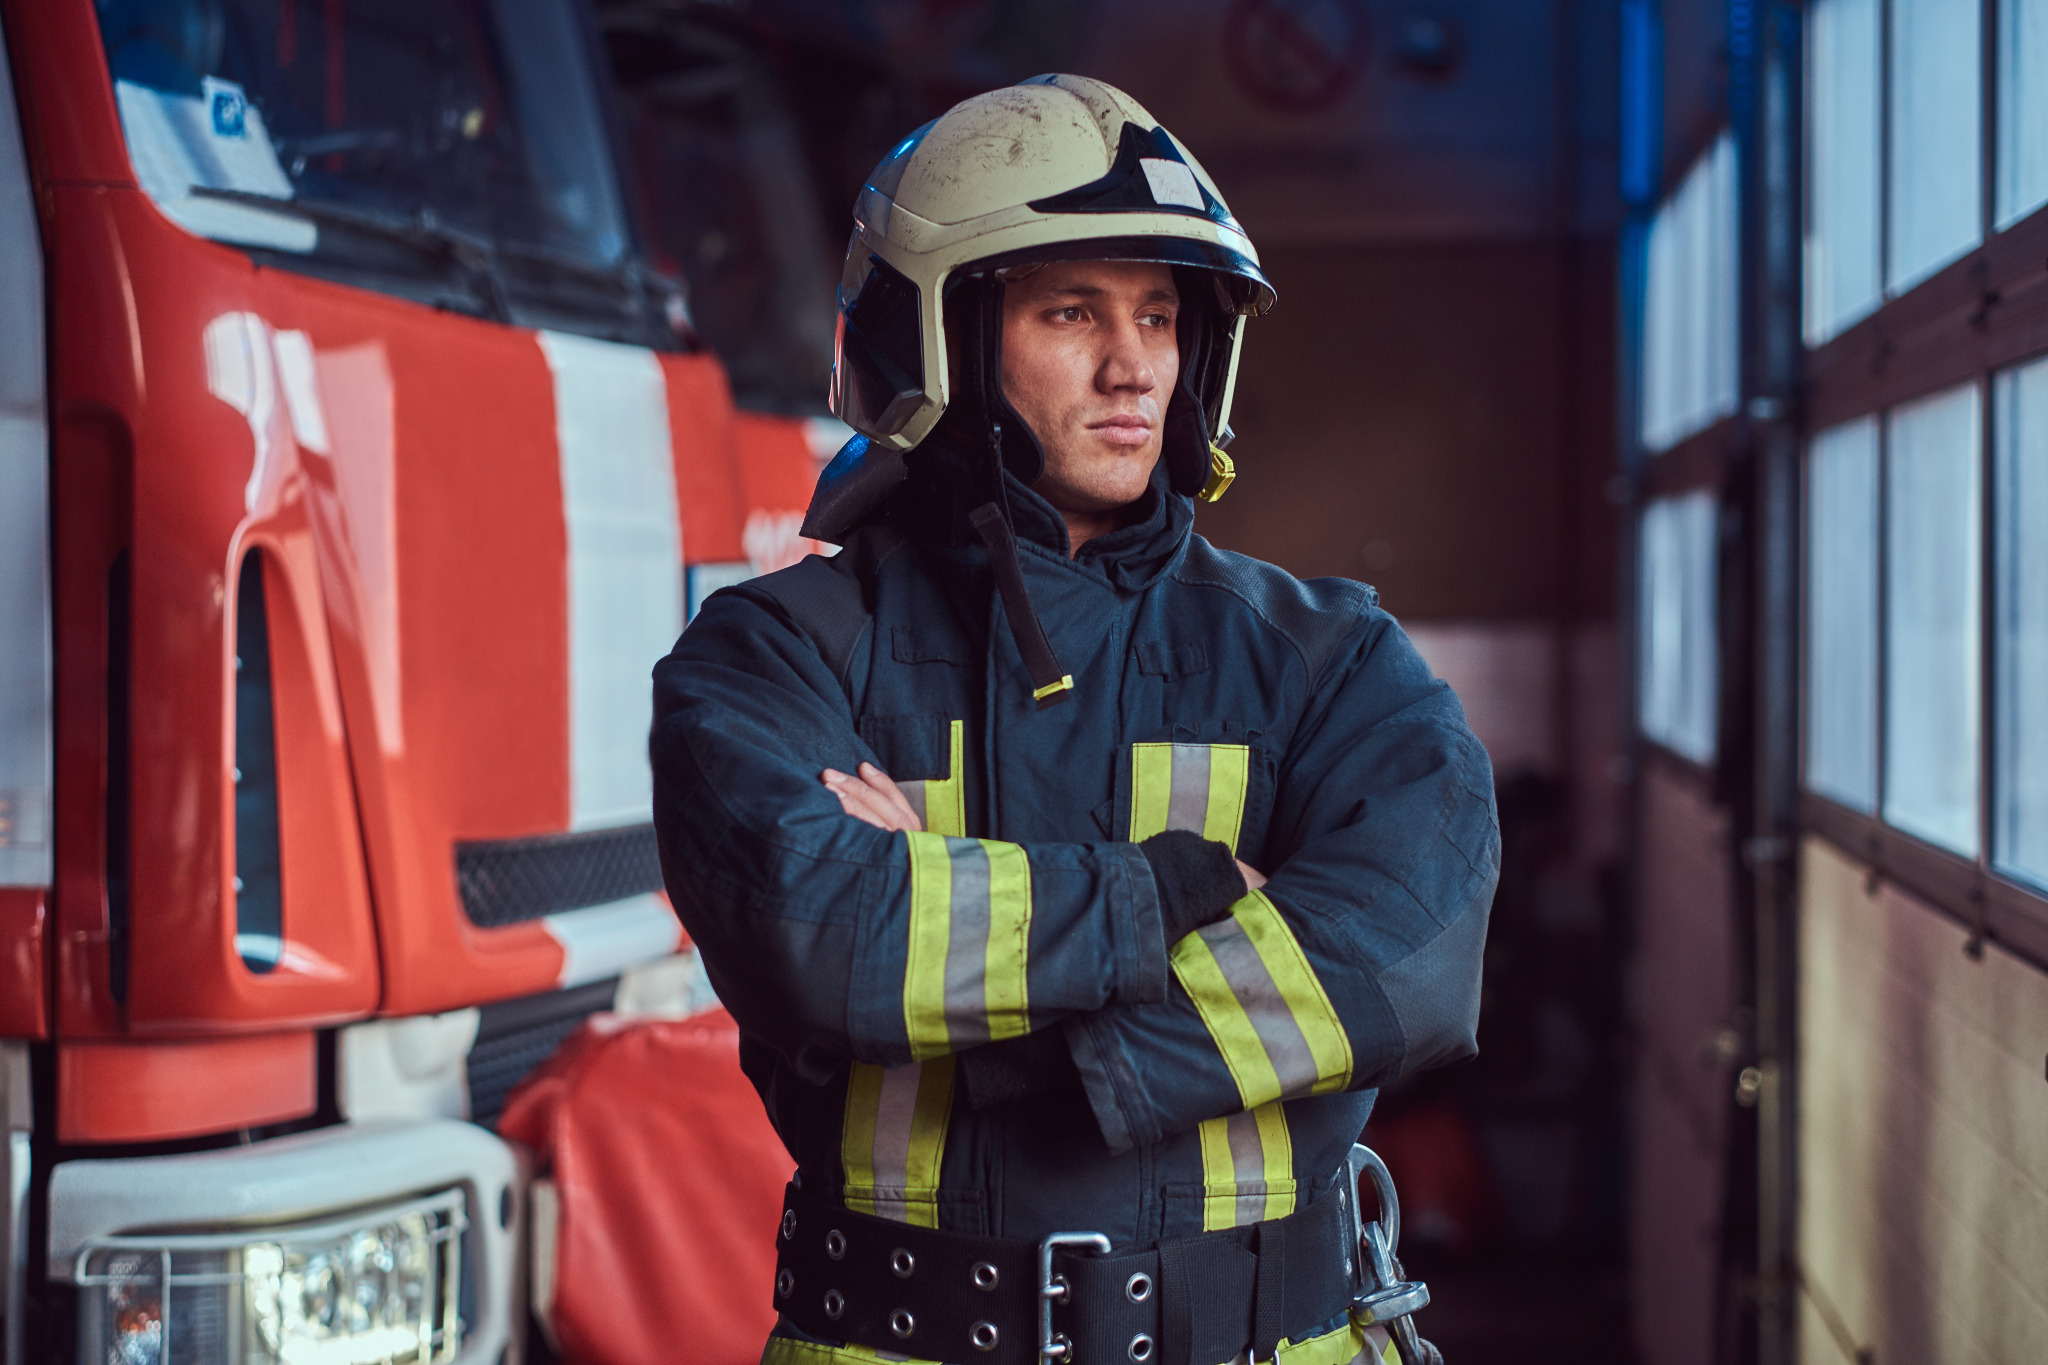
[1166, 743, 1212, 837]
[867, 1062, 923, 1223]
[941, 841, 993, 1048]
[1224, 1109, 1268, 1227]
[898, 780, 930, 829]
[1199, 919, 1321, 1096]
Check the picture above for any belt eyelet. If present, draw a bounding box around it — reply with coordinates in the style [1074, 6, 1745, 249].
[825, 1229, 847, 1260]
[1128, 1334, 1155, 1362]
[823, 1289, 846, 1320]
[1125, 1271, 1152, 1303]
[890, 1248, 915, 1278]
[775, 1269, 794, 1298]
[780, 1209, 797, 1241]
[972, 1261, 999, 1290]
[890, 1309, 916, 1339]
[971, 1321, 1000, 1352]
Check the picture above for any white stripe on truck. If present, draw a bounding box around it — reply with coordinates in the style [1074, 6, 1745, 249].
[0, 18, 50, 888]
[536, 332, 683, 832]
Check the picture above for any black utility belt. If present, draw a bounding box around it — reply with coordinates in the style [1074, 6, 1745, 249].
[772, 1178, 1360, 1365]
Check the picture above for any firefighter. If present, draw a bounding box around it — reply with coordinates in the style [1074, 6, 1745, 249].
[651, 75, 1497, 1365]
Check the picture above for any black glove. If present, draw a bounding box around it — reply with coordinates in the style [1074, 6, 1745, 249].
[1139, 829, 1251, 945]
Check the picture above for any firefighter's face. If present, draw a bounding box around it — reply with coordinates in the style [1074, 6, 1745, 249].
[1001, 260, 1180, 515]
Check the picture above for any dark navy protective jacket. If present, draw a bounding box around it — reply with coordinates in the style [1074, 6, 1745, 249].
[650, 464, 1498, 1257]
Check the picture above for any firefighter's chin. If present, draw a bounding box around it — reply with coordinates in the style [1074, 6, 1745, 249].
[1035, 431, 1163, 515]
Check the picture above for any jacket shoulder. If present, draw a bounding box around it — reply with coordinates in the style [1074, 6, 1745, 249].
[1172, 536, 1382, 686]
[717, 524, 911, 683]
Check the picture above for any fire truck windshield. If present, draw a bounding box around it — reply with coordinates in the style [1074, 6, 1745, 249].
[94, 0, 684, 344]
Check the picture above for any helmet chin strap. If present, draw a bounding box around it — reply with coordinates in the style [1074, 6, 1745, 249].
[940, 263, 1231, 711]
[962, 277, 1074, 709]
[968, 500, 1074, 709]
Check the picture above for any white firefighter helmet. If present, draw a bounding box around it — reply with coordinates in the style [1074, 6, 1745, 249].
[828, 74, 1274, 469]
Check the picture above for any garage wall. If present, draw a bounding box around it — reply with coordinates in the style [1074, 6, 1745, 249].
[1631, 760, 1736, 1365]
[1195, 238, 1620, 859]
[1797, 838, 2048, 1365]
[1196, 241, 1615, 622]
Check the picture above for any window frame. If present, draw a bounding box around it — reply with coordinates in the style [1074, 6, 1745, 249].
[1627, 123, 1743, 783]
[1797, 0, 2048, 970]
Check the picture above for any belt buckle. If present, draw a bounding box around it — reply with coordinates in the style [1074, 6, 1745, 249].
[1344, 1145, 1443, 1365]
[1037, 1230, 1111, 1363]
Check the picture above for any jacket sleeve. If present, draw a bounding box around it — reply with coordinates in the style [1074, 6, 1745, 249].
[651, 588, 1169, 1083]
[1063, 608, 1500, 1153]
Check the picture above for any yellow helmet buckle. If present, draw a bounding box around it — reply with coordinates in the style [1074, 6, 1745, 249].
[1198, 444, 1236, 504]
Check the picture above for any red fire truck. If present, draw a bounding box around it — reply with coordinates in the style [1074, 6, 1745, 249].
[0, 3, 827, 1360]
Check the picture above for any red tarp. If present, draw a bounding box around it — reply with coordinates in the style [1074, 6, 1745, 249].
[499, 1009, 791, 1364]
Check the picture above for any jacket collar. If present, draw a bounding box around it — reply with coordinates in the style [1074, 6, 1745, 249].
[898, 439, 1193, 595]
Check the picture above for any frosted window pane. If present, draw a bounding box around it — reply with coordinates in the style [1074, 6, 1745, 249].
[1888, 0, 1984, 292]
[1884, 384, 1982, 855]
[1806, 0, 1883, 343]
[1995, 358, 2048, 888]
[1999, 0, 2048, 227]
[1639, 490, 1720, 763]
[1806, 417, 1881, 811]
[1642, 136, 1741, 452]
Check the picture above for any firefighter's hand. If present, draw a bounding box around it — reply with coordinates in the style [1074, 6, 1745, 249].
[1236, 859, 1266, 891]
[822, 764, 924, 834]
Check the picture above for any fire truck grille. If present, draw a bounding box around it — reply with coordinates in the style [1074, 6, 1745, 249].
[467, 977, 622, 1128]
[454, 823, 664, 928]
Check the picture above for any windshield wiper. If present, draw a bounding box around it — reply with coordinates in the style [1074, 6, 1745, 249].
[190, 186, 693, 346]
[187, 186, 513, 320]
[491, 239, 696, 346]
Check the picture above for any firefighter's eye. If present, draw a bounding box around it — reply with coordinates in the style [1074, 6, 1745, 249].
[1051, 306, 1086, 323]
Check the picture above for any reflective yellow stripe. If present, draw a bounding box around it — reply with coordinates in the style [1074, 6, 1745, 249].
[1173, 924, 1282, 1103]
[839, 1061, 883, 1218]
[1272, 1314, 1397, 1365]
[1234, 892, 1352, 1094]
[838, 1057, 954, 1228]
[1129, 742, 1250, 854]
[1252, 1102, 1295, 1217]
[1131, 744, 1175, 843]
[1194, 1101, 1296, 1230]
[904, 834, 954, 1058]
[1201, 745, 1250, 851]
[1196, 1112, 1236, 1225]
[897, 719, 965, 838]
[904, 832, 1034, 1056]
[901, 1060, 953, 1213]
[763, 1330, 937, 1365]
[1171, 891, 1353, 1106]
[982, 840, 1032, 1041]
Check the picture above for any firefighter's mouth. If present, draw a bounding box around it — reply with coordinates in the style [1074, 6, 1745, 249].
[1087, 415, 1155, 446]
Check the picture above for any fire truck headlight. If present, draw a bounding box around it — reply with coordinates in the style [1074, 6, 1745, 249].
[78, 1189, 466, 1365]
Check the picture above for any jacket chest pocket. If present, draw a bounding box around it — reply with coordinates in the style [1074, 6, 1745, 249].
[860, 714, 966, 838]
[1123, 729, 1270, 858]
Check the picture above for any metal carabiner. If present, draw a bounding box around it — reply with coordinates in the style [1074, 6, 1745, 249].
[1344, 1145, 1445, 1365]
